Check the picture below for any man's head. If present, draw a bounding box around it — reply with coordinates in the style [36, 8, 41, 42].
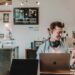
[50, 21, 64, 40]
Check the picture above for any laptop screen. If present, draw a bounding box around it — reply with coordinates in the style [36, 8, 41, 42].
[40, 53, 70, 72]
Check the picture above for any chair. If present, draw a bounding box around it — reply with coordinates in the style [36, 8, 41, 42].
[9, 59, 38, 75]
[26, 49, 37, 59]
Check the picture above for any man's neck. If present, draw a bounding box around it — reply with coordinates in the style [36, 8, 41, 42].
[50, 37, 60, 41]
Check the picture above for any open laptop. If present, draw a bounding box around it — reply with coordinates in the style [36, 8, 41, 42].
[40, 53, 70, 72]
[9, 59, 38, 75]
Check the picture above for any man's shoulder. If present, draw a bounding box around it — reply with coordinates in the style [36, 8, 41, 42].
[42, 39, 49, 44]
[39, 39, 49, 47]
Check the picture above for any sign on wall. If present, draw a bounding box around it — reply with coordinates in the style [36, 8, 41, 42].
[13, 8, 39, 25]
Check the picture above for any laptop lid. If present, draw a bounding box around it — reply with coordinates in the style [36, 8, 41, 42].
[9, 59, 38, 75]
[40, 53, 70, 72]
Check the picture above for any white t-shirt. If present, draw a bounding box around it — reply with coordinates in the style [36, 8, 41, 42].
[36, 40, 68, 59]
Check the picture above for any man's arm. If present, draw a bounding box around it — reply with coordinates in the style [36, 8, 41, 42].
[36, 43, 46, 59]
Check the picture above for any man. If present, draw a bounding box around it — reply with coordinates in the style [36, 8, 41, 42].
[36, 21, 69, 59]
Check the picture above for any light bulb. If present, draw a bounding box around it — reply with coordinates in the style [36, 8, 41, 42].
[36, 1, 40, 5]
[20, 2, 24, 6]
[5, 2, 8, 6]
[5, 23, 9, 28]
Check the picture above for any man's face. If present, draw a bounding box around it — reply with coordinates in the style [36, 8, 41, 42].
[52, 26, 63, 40]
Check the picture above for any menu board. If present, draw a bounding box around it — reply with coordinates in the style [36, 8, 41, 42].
[13, 8, 39, 25]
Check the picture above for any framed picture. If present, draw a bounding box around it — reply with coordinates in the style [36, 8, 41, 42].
[13, 7, 39, 25]
[3, 13, 9, 23]
[0, 34, 4, 39]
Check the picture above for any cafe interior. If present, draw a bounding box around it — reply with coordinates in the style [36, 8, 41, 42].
[0, 0, 75, 75]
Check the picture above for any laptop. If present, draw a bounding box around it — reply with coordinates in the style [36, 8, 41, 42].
[40, 53, 70, 72]
[9, 59, 38, 75]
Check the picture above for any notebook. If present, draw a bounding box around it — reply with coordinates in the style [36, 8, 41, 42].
[40, 53, 70, 72]
[9, 59, 38, 75]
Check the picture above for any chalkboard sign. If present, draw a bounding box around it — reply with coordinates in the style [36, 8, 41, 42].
[13, 8, 39, 25]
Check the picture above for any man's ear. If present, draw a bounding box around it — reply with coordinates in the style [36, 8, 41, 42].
[47, 28, 50, 31]
[50, 29, 53, 34]
[47, 28, 53, 34]
[47, 28, 51, 35]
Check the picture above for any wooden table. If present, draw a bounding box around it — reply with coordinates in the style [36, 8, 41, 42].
[40, 69, 75, 75]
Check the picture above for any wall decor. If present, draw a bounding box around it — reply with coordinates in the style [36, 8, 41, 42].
[3, 13, 9, 23]
[13, 8, 39, 25]
[0, 10, 11, 12]
[0, 34, 4, 39]
[0, 0, 12, 5]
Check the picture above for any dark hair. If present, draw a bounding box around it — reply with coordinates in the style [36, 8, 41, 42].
[50, 21, 64, 30]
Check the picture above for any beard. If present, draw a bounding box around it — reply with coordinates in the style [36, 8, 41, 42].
[56, 36, 61, 40]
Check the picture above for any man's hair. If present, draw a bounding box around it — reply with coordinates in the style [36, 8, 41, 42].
[50, 21, 64, 30]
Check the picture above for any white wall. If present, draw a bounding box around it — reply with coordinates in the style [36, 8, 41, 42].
[0, 0, 75, 58]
